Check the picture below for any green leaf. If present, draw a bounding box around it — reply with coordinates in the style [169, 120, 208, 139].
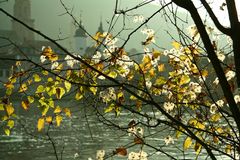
[0, 104, 4, 111]
[6, 88, 13, 96]
[4, 128, 10, 136]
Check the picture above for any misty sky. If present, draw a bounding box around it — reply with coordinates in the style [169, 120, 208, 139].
[0, 0, 182, 50]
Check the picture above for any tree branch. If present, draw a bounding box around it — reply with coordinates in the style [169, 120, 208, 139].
[200, 0, 231, 36]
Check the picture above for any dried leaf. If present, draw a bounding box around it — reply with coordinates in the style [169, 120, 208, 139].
[134, 137, 144, 144]
[63, 108, 71, 118]
[56, 87, 65, 99]
[21, 100, 30, 110]
[116, 147, 127, 156]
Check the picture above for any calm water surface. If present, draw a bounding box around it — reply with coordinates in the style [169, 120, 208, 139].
[0, 107, 230, 160]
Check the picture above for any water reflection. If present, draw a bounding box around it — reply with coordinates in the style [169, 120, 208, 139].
[0, 110, 230, 160]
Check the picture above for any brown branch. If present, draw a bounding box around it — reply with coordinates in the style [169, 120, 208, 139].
[200, 0, 231, 36]
[172, 0, 240, 145]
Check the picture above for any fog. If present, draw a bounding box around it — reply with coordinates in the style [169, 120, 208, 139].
[0, 0, 179, 50]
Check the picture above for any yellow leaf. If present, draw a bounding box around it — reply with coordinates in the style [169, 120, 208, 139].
[46, 116, 52, 124]
[19, 83, 28, 93]
[172, 41, 181, 50]
[155, 76, 166, 86]
[130, 95, 137, 100]
[64, 81, 71, 92]
[75, 91, 83, 100]
[56, 87, 65, 99]
[157, 64, 165, 72]
[37, 117, 45, 131]
[48, 54, 58, 62]
[180, 75, 190, 85]
[41, 105, 49, 116]
[183, 137, 192, 150]
[108, 71, 118, 78]
[149, 68, 155, 77]
[142, 55, 151, 64]
[6, 104, 14, 116]
[27, 96, 34, 103]
[7, 120, 14, 129]
[42, 70, 48, 76]
[54, 106, 62, 114]
[194, 142, 202, 155]
[0, 104, 4, 111]
[4, 128, 10, 136]
[225, 144, 232, 154]
[36, 85, 45, 93]
[4, 81, 14, 89]
[104, 104, 115, 113]
[63, 108, 71, 118]
[189, 119, 205, 130]
[152, 49, 161, 59]
[33, 74, 41, 82]
[201, 70, 208, 77]
[21, 100, 30, 110]
[89, 87, 97, 95]
[56, 115, 62, 127]
[210, 113, 222, 122]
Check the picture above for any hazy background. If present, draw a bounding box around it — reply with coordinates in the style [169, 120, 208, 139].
[0, 0, 183, 50]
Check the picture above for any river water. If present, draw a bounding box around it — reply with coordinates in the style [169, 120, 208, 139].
[0, 104, 231, 160]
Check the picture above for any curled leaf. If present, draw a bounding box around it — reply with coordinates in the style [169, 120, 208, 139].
[116, 147, 127, 156]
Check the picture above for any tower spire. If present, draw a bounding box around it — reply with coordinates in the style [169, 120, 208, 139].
[97, 15, 104, 33]
[74, 11, 87, 54]
[12, 0, 35, 42]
